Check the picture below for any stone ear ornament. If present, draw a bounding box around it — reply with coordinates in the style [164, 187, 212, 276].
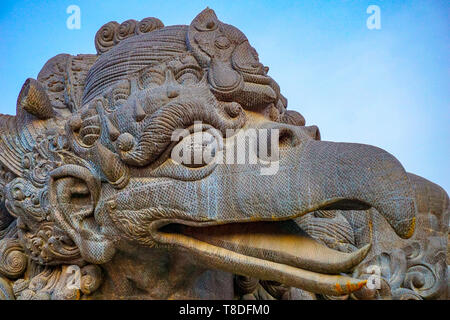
[48, 164, 116, 265]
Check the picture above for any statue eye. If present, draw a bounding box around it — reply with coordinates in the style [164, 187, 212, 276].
[171, 130, 222, 169]
[175, 68, 201, 85]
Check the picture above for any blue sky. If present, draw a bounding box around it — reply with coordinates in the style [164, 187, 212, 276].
[0, 0, 448, 193]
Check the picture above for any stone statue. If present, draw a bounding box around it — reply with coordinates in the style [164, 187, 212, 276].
[0, 8, 447, 300]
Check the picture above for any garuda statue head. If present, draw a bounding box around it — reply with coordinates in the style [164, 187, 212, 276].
[0, 8, 447, 300]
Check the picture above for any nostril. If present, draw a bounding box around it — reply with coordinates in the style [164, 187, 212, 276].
[278, 128, 299, 147]
[167, 87, 179, 99]
[279, 129, 292, 145]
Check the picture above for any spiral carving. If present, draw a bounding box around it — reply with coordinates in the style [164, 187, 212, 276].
[136, 17, 164, 34]
[0, 239, 27, 279]
[114, 19, 137, 44]
[95, 17, 164, 55]
[234, 275, 259, 294]
[80, 265, 102, 295]
[95, 21, 119, 55]
[402, 264, 443, 299]
[260, 280, 290, 299]
[31, 161, 54, 186]
[391, 288, 422, 300]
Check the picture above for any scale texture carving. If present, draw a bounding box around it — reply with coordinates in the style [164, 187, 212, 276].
[0, 8, 447, 300]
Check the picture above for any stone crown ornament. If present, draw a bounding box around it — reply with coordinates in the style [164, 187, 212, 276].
[0, 8, 447, 300]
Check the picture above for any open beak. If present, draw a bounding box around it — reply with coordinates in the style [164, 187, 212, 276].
[108, 129, 416, 296]
[152, 219, 369, 296]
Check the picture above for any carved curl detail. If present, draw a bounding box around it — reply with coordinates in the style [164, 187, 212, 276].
[113, 19, 137, 44]
[95, 17, 164, 55]
[13, 264, 103, 300]
[94, 21, 119, 55]
[136, 17, 164, 35]
[0, 239, 27, 279]
[352, 238, 447, 300]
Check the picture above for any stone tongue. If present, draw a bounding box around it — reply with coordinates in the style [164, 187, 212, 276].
[178, 220, 370, 274]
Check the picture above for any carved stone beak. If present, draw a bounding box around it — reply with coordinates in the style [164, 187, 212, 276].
[107, 125, 416, 296]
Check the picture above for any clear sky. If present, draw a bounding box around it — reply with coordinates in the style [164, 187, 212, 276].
[0, 0, 448, 193]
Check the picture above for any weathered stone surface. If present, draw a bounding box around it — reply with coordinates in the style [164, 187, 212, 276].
[0, 8, 447, 300]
